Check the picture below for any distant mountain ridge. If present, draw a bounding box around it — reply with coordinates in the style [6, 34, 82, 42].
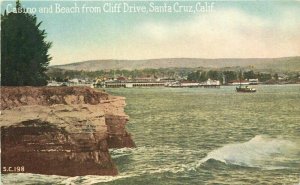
[51, 57, 300, 71]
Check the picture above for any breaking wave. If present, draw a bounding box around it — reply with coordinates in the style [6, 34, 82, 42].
[196, 135, 298, 169]
[2, 135, 298, 184]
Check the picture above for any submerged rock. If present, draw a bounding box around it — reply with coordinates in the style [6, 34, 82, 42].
[1, 87, 135, 176]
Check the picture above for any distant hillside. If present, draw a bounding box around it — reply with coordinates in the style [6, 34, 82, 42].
[51, 57, 300, 72]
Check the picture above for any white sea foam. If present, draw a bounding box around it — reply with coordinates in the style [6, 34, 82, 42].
[68, 174, 137, 184]
[1, 173, 136, 185]
[196, 135, 298, 169]
[109, 147, 135, 158]
[2, 136, 298, 184]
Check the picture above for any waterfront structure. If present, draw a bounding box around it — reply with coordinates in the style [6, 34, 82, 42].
[249, 79, 259, 85]
[228, 80, 250, 85]
[92, 77, 221, 88]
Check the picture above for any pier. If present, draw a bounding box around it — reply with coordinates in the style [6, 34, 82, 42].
[102, 82, 220, 88]
[104, 82, 165, 88]
[91, 78, 221, 88]
[167, 84, 220, 88]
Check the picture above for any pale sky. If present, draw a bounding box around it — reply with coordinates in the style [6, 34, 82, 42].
[2, 0, 300, 65]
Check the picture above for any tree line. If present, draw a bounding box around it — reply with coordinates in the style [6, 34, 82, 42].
[47, 67, 299, 84]
[187, 70, 275, 83]
[46, 67, 195, 82]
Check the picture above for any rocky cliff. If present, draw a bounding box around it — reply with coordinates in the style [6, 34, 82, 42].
[0, 86, 135, 176]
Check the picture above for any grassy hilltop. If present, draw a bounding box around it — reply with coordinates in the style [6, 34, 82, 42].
[51, 57, 300, 72]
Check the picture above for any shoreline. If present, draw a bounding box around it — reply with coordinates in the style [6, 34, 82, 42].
[1, 86, 135, 176]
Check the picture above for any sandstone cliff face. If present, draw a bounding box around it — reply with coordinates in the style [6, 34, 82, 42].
[1, 87, 135, 176]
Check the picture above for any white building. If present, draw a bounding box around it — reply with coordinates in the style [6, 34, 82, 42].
[206, 78, 220, 85]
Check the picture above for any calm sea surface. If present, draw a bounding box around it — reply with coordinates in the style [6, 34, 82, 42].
[2, 85, 300, 185]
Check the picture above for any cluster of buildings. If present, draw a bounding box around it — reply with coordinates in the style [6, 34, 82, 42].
[48, 76, 271, 88]
[92, 77, 221, 88]
[47, 78, 92, 87]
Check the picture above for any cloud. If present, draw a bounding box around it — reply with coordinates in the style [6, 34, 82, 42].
[133, 7, 300, 59]
[50, 4, 300, 64]
[139, 22, 170, 40]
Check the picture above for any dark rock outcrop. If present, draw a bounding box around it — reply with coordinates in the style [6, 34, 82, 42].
[0, 87, 135, 176]
[105, 115, 135, 148]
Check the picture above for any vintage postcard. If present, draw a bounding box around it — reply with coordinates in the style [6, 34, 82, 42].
[1, 0, 300, 184]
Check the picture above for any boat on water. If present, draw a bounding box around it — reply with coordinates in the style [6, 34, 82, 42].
[235, 70, 256, 93]
[236, 85, 256, 93]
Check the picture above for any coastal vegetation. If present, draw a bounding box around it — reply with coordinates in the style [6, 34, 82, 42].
[48, 57, 300, 84]
[1, 0, 52, 86]
[47, 67, 300, 84]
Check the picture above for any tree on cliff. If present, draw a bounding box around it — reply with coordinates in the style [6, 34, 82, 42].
[1, 0, 52, 86]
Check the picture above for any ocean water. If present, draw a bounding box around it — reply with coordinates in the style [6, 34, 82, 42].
[2, 85, 300, 185]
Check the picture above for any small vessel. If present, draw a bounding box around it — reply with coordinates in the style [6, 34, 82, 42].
[236, 85, 256, 93]
[236, 70, 256, 93]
